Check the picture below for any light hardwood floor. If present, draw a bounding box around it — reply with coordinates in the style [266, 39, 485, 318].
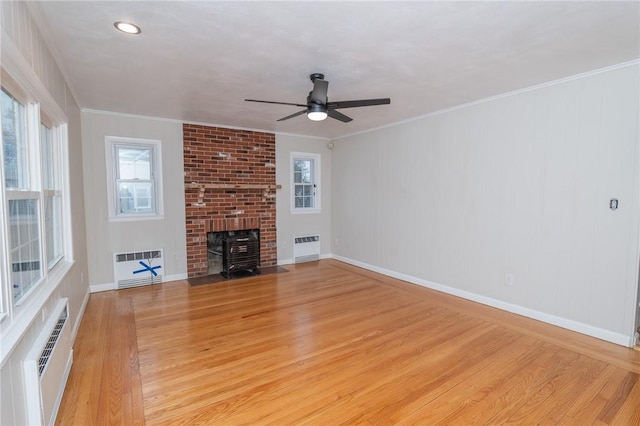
[56, 259, 640, 425]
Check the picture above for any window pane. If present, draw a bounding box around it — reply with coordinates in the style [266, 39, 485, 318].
[45, 195, 63, 267]
[2, 89, 28, 189]
[9, 199, 42, 301]
[303, 196, 312, 208]
[118, 181, 154, 214]
[117, 146, 151, 179]
[41, 124, 55, 190]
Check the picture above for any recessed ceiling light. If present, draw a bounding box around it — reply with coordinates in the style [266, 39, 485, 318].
[114, 21, 141, 35]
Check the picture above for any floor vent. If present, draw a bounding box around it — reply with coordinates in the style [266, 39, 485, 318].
[294, 235, 320, 263]
[113, 249, 164, 289]
[24, 299, 73, 426]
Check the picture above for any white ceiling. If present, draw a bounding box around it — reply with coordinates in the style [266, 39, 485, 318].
[29, 1, 640, 139]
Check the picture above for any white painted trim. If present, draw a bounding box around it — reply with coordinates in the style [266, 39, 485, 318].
[90, 272, 187, 293]
[71, 289, 90, 343]
[330, 254, 633, 347]
[0, 261, 74, 368]
[278, 253, 331, 266]
[104, 136, 164, 220]
[81, 108, 331, 141]
[164, 273, 188, 282]
[90, 283, 114, 293]
[290, 152, 321, 213]
[333, 60, 640, 141]
[0, 34, 68, 123]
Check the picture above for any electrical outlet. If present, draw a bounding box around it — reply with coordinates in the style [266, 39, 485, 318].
[505, 273, 515, 287]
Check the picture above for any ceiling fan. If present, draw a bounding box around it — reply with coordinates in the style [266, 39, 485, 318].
[245, 73, 390, 123]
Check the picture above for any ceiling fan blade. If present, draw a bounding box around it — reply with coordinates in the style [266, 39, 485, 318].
[245, 99, 307, 107]
[310, 79, 329, 104]
[277, 109, 307, 121]
[327, 98, 391, 109]
[327, 109, 353, 123]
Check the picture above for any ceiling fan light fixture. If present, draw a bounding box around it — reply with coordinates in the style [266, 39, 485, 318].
[114, 21, 141, 34]
[307, 104, 328, 121]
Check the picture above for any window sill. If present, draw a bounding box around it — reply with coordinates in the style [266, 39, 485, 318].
[291, 209, 322, 215]
[108, 214, 165, 222]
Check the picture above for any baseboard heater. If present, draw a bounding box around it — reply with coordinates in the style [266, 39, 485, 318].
[23, 298, 72, 426]
[293, 235, 320, 263]
[113, 249, 164, 289]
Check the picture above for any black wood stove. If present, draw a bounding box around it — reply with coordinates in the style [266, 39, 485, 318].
[221, 229, 260, 278]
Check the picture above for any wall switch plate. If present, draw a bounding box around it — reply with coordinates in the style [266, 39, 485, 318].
[505, 273, 515, 287]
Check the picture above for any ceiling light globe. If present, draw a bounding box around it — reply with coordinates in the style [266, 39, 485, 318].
[307, 104, 328, 121]
[308, 111, 328, 121]
[114, 22, 141, 34]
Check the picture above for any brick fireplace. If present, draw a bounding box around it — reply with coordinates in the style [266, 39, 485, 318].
[183, 124, 276, 277]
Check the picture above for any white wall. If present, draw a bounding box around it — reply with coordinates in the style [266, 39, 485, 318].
[332, 63, 640, 346]
[81, 112, 187, 289]
[0, 2, 89, 424]
[276, 134, 332, 264]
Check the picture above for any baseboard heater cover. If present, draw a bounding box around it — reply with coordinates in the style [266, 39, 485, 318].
[113, 249, 164, 289]
[24, 298, 73, 426]
[293, 235, 320, 263]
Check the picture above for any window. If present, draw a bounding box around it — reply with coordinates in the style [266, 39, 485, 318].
[291, 152, 320, 213]
[105, 137, 163, 220]
[41, 123, 63, 268]
[1, 85, 68, 307]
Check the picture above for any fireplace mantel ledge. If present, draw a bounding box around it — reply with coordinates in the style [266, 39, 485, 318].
[185, 183, 278, 205]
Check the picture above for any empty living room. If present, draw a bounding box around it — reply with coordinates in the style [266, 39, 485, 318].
[1, 1, 639, 425]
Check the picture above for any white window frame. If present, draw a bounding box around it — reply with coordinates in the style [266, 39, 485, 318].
[290, 152, 321, 214]
[41, 120, 64, 269]
[105, 136, 164, 221]
[0, 65, 71, 325]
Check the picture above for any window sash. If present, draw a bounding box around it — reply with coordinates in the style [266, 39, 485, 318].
[44, 192, 63, 268]
[106, 138, 163, 220]
[1, 80, 67, 312]
[2, 88, 29, 190]
[116, 180, 155, 214]
[291, 153, 320, 212]
[7, 198, 42, 303]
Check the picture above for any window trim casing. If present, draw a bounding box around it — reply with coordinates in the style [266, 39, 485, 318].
[0, 35, 73, 367]
[290, 151, 321, 214]
[105, 136, 164, 221]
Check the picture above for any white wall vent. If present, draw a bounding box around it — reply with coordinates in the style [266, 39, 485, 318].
[293, 235, 320, 263]
[24, 299, 73, 426]
[113, 249, 164, 289]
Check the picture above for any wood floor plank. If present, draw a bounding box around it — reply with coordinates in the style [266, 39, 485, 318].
[56, 259, 640, 425]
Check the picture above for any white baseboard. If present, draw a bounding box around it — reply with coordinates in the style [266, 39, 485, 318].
[331, 254, 633, 348]
[278, 253, 331, 266]
[165, 273, 188, 282]
[90, 282, 115, 293]
[90, 273, 189, 293]
[71, 290, 90, 342]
